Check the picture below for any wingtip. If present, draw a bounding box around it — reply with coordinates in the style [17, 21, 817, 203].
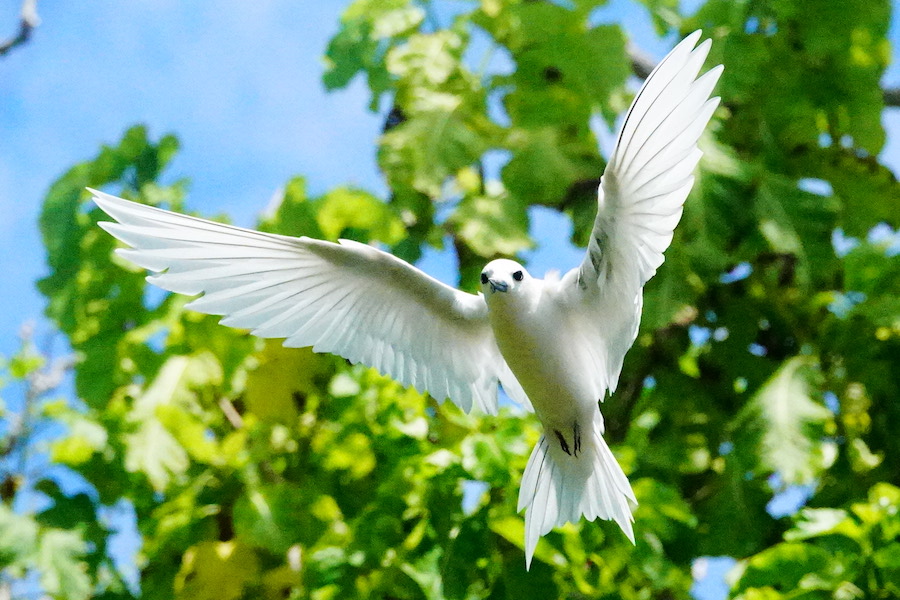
[96, 219, 116, 234]
[683, 29, 703, 47]
[85, 186, 113, 202]
[87, 187, 122, 211]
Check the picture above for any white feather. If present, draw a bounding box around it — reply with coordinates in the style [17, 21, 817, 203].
[505, 31, 721, 566]
[517, 415, 636, 569]
[91, 189, 528, 415]
[559, 30, 723, 404]
[89, 29, 721, 570]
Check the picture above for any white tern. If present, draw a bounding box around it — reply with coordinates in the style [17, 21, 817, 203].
[91, 30, 722, 568]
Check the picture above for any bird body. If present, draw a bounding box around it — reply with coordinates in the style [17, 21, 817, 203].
[91, 31, 722, 568]
[484, 268, 592, 431]
[481, 261, 639, 565]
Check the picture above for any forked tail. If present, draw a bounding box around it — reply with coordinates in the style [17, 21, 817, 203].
[517, 418, 636, 569]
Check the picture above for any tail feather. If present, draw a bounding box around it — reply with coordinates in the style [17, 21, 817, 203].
[518, 421, 636, 569]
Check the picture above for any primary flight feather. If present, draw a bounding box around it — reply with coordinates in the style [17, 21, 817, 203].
[92, 31, 721, 568]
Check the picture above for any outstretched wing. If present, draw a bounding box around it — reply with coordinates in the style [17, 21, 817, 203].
[91, 189, 526, 414]
[561, 31, 723, 395]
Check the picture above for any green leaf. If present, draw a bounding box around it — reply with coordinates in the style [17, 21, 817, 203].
[156, 404, 219, 464]
[399, 548, 443, 600]
[713, 0, 889, 160]
[734, 357, 832, 485]
[872, 543, 900, 571]
[448, 190, 532, 257]
[323, 0, 421, 104]
[460, 433, 506, 481]
[133, 353, 223, 419]
[635, 0, 681, 33]
[698, 472, 773, 558]
[0, 504, 38, 570]
[234, 483, 339, 554]
[174, 541, 261, 600]
[315, 187, 406, 243]
[783, 508, 856, 542]
[123, 353, 221, 490]
[640, 242, 703, 330]
[754, 174, 840, 289]
[843, 241, 900, 328]
[244, 342, 331, 424]
[386, 30, 465, 91]
[734, 542, 832, 594]
[502, 126, 599, 206]
[379, 108, 488, 197]
[512, 24, 628, 106]
[36, 529, 92, 600]
[855, 482, 900, 529]
[441, 511, 489, 600]
[124, 418, 189, 492]
[257, 176, 324, 239]
[35, 482, 98, 533]
[827, 152, 900, 236]
[734, 482, 900, 597]
[632, 478, 697, 542]
[50, 414, 108, 466]
[318, 431, 376, 479]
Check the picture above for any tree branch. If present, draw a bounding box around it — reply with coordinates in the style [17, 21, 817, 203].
[218, 397, 245, 429]
[627, 42, 656, 80]
[0, 0, 39, 57]
[885, 86, 900, 108]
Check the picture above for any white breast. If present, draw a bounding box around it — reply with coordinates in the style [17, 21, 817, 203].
[486, 282, 600, 429]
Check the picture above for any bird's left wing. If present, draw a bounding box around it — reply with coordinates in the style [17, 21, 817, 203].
[560, 32, 723, 397]
[91, 189, 525, 414]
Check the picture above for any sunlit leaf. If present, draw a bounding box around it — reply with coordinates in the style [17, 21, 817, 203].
[379, 108, 488, 197]
[234, 483, 339, 555]
[36, 529, 92, 600]
[174, 541, 260, 600]
[0, 504, 38, 570]
[734, 357, 833, 485]
[449, 190, 533, 257]
[316, 187, 406, 243]
[244, 342, 331, 424]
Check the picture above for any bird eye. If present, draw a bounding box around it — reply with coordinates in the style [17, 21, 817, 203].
[513, 270, 524, 281]
[480, 272, 489, 285]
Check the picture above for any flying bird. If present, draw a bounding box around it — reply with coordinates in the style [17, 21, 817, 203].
[91, 30, 722, 568]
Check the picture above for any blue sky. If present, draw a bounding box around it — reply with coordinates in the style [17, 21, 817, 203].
[1, 1, 898, 598]
[0, 0, 692, 360]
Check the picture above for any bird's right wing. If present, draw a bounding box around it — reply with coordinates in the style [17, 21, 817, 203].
[583, 31, 722, 292]
[561, 31, 722, 397]
[91, 189, 527, 414]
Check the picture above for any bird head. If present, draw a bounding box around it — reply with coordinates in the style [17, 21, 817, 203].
[479, 259, 531, 296]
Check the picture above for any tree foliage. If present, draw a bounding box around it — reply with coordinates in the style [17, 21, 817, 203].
[2, 0, 898, 598]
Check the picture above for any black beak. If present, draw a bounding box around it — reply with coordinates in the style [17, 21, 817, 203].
[489, 279, 508, 293]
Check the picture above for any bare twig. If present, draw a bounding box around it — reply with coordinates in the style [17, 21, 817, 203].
[218, 397, 245, 428]
[0, 322, 74, 507]
[0, 0, 39, 57]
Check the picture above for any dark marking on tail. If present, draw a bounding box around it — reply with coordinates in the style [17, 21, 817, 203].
[553, 429, 571, 455]
[573, 422, 582, 457]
